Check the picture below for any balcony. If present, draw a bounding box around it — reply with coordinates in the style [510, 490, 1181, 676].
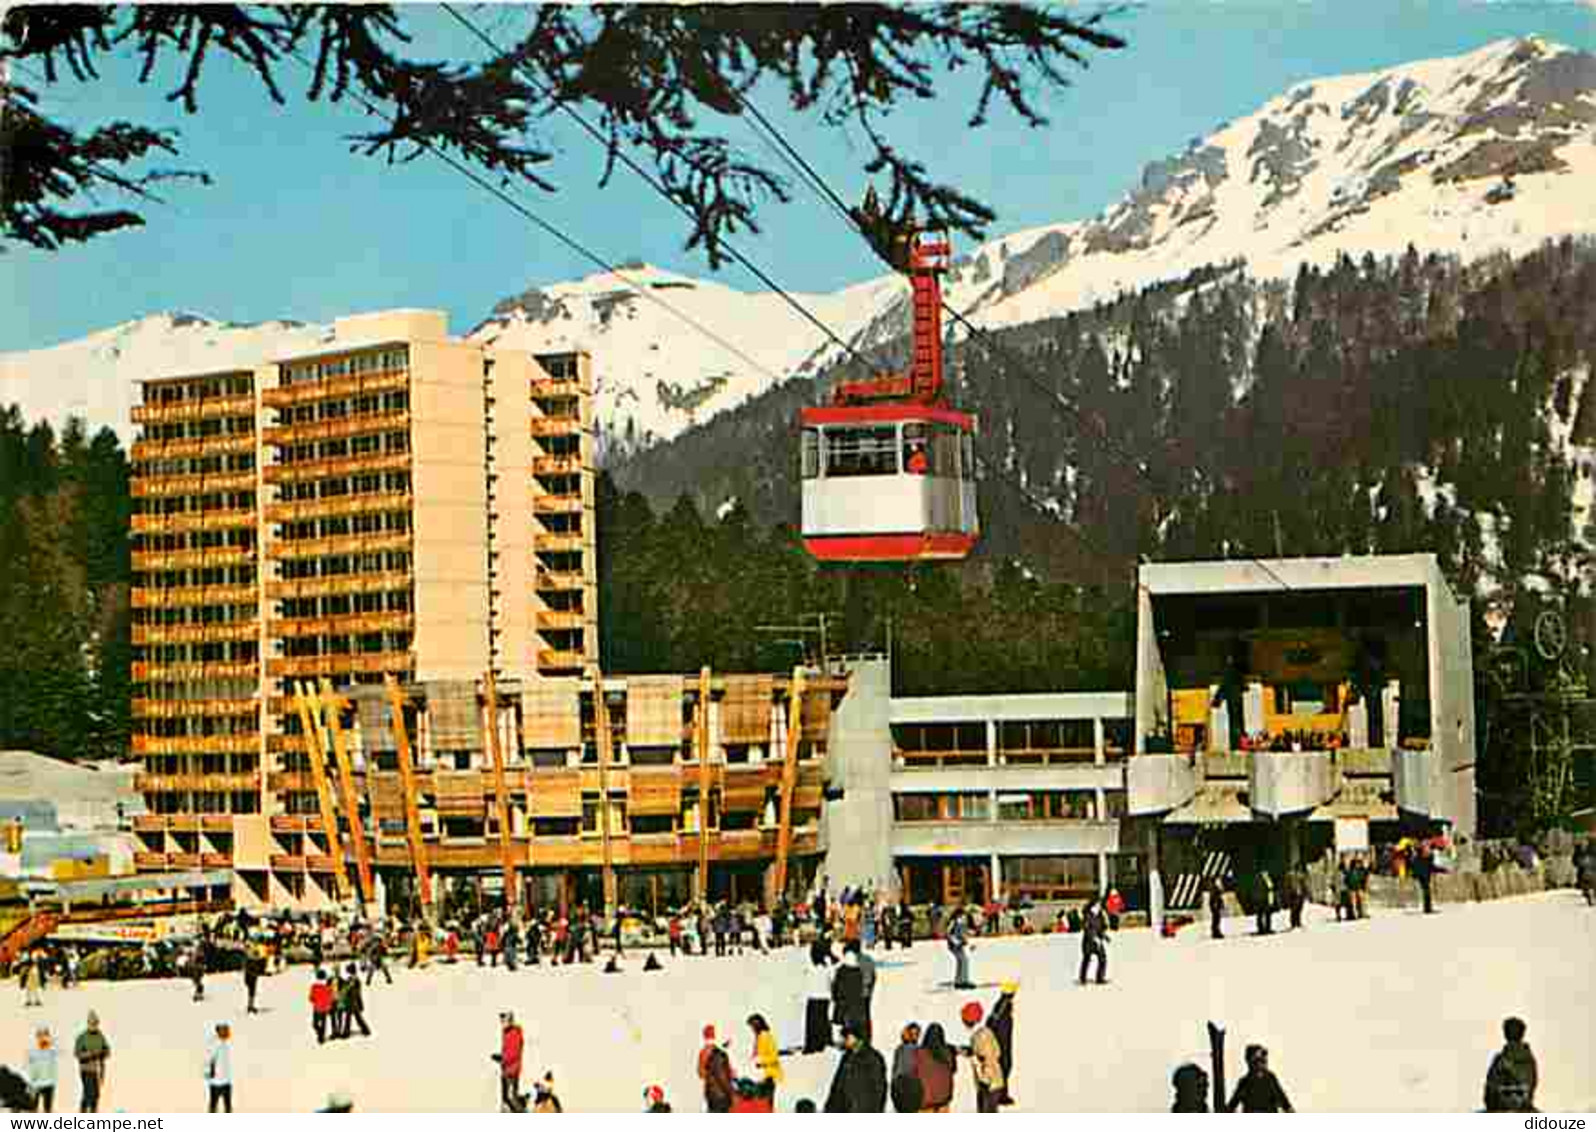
[260, 368, 407, 408]
[131, 545, 254, 572]
[131, 433, 256, 462]
[131, 508, 257, 534]
[132, 660, 259, 683]
[535, 609, 586, 632]
[891, 819, 1121, 857]
[536, 648, 587, 673]
[263, 491, 412, 524]
[531, 378, 585, 399]
[133, 622, 259, 646]
[1126, 752, 1200, 815]
[269, 531, 411, 562]
[888, 762, 1124, 796]
[133, 851, 169, 870]
[132, 394, 256, 424]
[532, 494, 584, 514]
[201, 851, 233, 868]
[305, 854, 339, 873]
[132, 814, 168, 833]
[168, 814, 201, 832]
[534, 532, 585, 554]
[261, 409, 410, 447]
[529, 416, 583, 437]
[269, 854, 307, 871]
[134, 771, 259, 792]
[132, 584, 257, 609]
[201, 814, 234, 833]
[168, 852, 203, 870]
[1249, 749, 1341, 819]
[131, 470, 257, 498]
[270, 610, 413, 639]
[265, 570, 410, 601]
[532, 455, 585, 477]
[535, 570, 586, 591]
[262, 450, 410, 485]
[132, 732, 258, 756]
[132, 697, 257, 720]
[266, 770, 316, 793]
[266, 650, 414, 679]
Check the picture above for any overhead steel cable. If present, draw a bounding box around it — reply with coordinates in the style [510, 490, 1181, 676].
[271, 42, 792, 394]
[439, 2, 891, 376]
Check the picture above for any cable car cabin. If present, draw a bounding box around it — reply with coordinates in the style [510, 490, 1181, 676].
[800, 404, 978, 562]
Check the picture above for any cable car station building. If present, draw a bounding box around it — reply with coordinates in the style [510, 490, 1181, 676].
[1127, 554, 1477, 907]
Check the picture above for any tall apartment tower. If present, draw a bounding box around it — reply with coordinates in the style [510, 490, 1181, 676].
[129, 311, 599, 905]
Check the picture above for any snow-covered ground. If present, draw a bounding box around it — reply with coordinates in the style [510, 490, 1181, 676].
[6, 891, 1591, 1113]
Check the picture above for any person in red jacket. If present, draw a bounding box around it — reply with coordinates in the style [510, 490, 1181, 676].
[309, 970, 334, 1045]
[496, 1012, 525, 1112]
[485, 926, 501, 968]
[698, 1024, 734, 1113]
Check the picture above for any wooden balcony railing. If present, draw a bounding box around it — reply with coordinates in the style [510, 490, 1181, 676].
[132, 814, 168, 833]
[532, 455, 585, 477]
[131, 470, 257, 498]
[530, 378, 586, 399]
[263, 491, 412, 524]
[265, 571, 410, 601]
[535, 570, 586, 591]
[261, 368, 407, 408]
[131, 433, 257, 462]
[132, 660, 259, 683]
[268, 854, 307, 871]
[270, 611, 413, 639]
[131, 546, 254, 572]
[132, 584, 257, 609]
[532, 494, 584, 514]
[533, 533, 585, 554]
[133, 851, 170, 870]
[133, 622, 259, 646]
[535, 610, 586, 631]
[262, 450, 410, 485]
[131, 508, 257, 534]
[305, 854, 338, 873]
[266, 650, 413, 678]
[261, 409, 410, 447]
[536, 649, 587, 672]
[168, 852, 203, 869]
[132, 732, 258, 756]
[132, 394, 256, 424]
[529, 416, 583, 437]
[201, 814, 234, 833]
[134, 771, 258, 792]
[200, 851, 233, 868]
[269, 531, 411, 562]
[266, 770, 316, 793]
[132, 697, 258, 720]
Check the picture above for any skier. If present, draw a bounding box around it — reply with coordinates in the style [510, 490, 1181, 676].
[1078, 898, 1109, 985]
[832, 949, 867, 1045]
[987, 980, 1017, 1106]
[203, 1022, 233, 1113]
[889, 1023, 923, 1113]
[803, 943, 834, 1054]
[21, 950, 44, 1007]
[823, 1022, 888, 1112]
[1284, 867, 1308, 930]
[26, 1026, 57, 1113]
[1483, 1017, 1538, 1113]
[960, 1001, 1004, 1113]
[73, 1012, 110, 1114]
[1411, 844, 1436, 915]
[189, 943, 206, 1002]
[1170, 1063, 1210, 1112]
[339, 963, 371, 1038]
[1253, 871, 1276, 936]
[698, 1025, 734, 1113]
[309, 970, 333, 1045]
[1207, 875, 1226, 940]
[946, 907, 973, 990]
[495, 1012, 525, 1112]
[243, 945, 265, 1014]
[1226, 1045, 1293, 1112]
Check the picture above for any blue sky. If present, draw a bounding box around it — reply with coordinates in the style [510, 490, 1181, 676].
[4, 1, 1595, 352]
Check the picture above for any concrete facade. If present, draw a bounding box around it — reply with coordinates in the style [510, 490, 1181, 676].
[128, 311, 601, 910]
[822, 660, 1140, 905]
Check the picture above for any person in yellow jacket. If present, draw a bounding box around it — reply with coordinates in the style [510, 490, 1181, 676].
[960, 1002, 1004, 1113]
[747, 1013, 784, 1088]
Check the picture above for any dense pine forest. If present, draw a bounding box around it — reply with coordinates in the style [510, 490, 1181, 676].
[3, 240, 1593, 836]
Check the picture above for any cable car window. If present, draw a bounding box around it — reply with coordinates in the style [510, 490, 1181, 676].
[902, 423, 930, 475]
[826, 425, 899, 477]
[801, 428, 821, 479]
[933, 424, 960, 477]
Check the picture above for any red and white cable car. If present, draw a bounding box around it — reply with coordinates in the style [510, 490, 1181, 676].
[800, 229, 979, 562]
